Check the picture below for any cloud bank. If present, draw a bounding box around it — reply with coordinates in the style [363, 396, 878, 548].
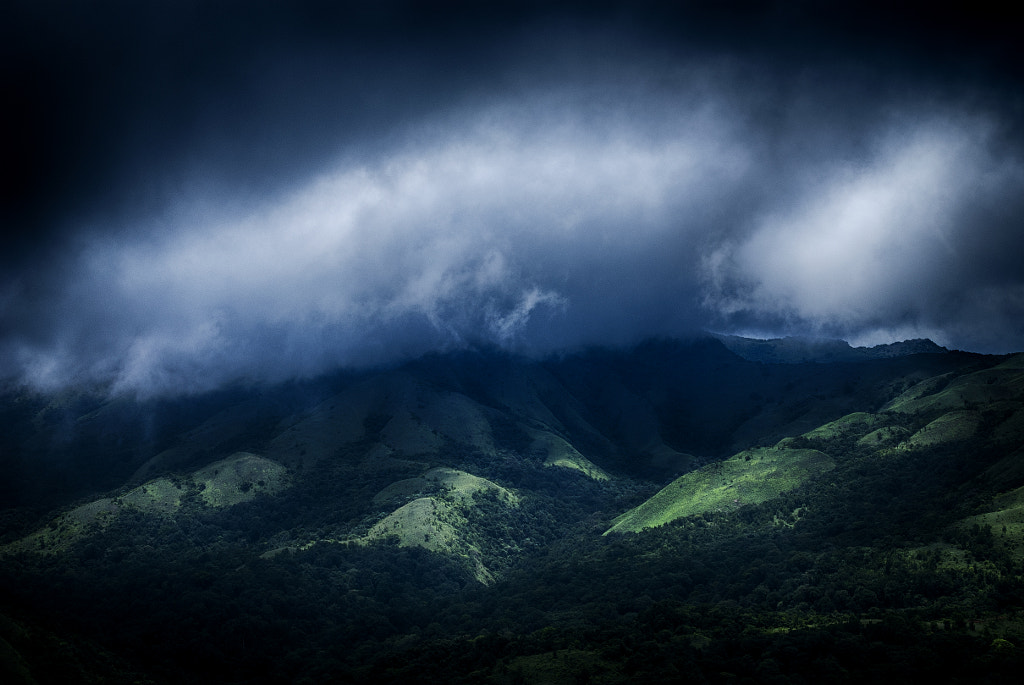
[703, 116, 1024, 349]
[3, 3, 1023, 395]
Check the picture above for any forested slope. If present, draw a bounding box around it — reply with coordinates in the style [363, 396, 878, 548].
[3, 339, 1023, 683]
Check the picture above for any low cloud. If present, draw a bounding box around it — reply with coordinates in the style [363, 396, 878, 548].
[2, 7, 1023, 396]
[702, 117, 1024, 351]
[4, 102, 751, 394]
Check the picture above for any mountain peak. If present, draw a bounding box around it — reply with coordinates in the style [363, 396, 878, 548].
[855, 338, 948, 358]
[711, 333, 947, 363]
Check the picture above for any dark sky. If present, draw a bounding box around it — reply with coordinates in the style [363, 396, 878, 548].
[2, 1, 1023, 395]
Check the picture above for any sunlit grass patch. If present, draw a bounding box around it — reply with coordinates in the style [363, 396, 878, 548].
[364, 496, 464, 554]
[884, 373, 955, 412]
[605, 447, 833, 534]
[0, 499, 118, 555]
[528, 428, 611, 480]
[903, 411, 981, 448]
[425, 467, 518, 503]
[193, 452, 290, 507]
[801, 412, 885, 443]
[1, 452, 289, 556]
[373, 467, 517, 507]
[857, 425, 912, 448]
[358, 467, 519, 583]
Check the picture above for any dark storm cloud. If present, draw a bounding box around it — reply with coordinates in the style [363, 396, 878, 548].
[2, 1, 1023, 395]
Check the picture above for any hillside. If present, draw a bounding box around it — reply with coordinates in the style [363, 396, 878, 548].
[608, 351, 1024, 537]
[605, 447, 834, 534]
[2, 338, 1024, 684]
[1, 452, 288, 556]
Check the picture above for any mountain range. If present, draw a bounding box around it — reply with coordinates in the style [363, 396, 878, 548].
[2, 335, 1024, 684]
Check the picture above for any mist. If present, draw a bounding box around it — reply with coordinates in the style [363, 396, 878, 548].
[3, 2, 1023, 396]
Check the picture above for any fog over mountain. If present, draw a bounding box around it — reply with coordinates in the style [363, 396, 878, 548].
[3, 1, 1023, 396]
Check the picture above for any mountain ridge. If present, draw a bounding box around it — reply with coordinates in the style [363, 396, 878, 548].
[712, 333, 949, 364]
[2, 336, 1023, 684]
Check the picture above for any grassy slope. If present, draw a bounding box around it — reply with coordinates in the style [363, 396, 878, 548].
[284, 467, 520, 584]
[1, 453, 288, 555]
[856, 424, 911, 448]
[962, 484, 1024, 560]
[799, 411, 885, 441]
[526, 428, 611, 480]
[373, 467, 517, 507]
[608, 354, 1024, 536]
[905, 410, 983, 448]
[882, 354, 1024, 452]
[836, 358, 1024, 562]
[366, 497, 464, 555]
[605, 447, 833, 534]
[884, 353, 1024, 414]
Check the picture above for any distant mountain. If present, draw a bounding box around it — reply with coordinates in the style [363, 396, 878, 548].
[858, 337, 950, 358]
[0, 336, 964, 512]
[712, 333, 948, 364]
[2, 337, 1023, 684]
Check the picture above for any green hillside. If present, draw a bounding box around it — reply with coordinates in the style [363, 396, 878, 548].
[606, 447, 834, 534]
[962, 483, 1024, 561]
[4, 340, 1024, 684]
[905, 410, 983, 448]
[526, 428, 612, 480]
[262, 467, 518, 583]
[884, 353, 1024, 414]
[360, 467, 518, 583]
[1, 452, 288, 556]
[799, 411, 884, 441]
[856, 424, 911, 447]
[605, 352, 1024, 537]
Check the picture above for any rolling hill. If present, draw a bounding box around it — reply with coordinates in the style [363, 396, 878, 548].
[2, 336, 1024, 684]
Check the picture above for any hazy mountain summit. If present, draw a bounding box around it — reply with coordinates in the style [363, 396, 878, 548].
[712, 334, 948, 364]
[0, 334, 965, 512]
